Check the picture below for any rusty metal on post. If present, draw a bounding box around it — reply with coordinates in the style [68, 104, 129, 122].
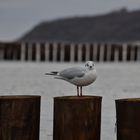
[0, 95, 41, 140]
[53, 96, 102, 140]
[116, 98, 140, 140]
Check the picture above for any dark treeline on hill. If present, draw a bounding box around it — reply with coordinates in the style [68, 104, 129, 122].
[19, 8, 140, 43]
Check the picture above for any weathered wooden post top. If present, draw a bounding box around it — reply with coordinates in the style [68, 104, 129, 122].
[53, 95, 102, 140]
[0, 95, 41, 140]
[116, 98, 140, 140]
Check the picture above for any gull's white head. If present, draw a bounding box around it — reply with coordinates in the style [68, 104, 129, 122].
[85, 61, 95, 70]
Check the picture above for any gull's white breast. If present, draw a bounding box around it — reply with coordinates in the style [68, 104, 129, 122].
[69, 69, 97, 86]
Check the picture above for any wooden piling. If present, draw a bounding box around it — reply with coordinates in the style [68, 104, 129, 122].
[0, 95, 41, 140]
[116, 98, 140, 140]
[53, 96, 102, 140]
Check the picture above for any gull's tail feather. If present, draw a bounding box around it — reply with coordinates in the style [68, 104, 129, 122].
[45, 71, 58, 76]
[45, 72, 65, 80]
[54, 76, 65, 80]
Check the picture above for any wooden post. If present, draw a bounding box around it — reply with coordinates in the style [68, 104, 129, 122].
[0, 47, 4, 60]
[36, 43, 41, 62]
[129, 46, 134, 61]
[116, 98, 140, 140]
[114, 47, 119, 62]
[21, 43, 26, 61]
[93, 43, 98, 61]
[60, 43, 65, 62]
[85, 43, 90, 61]
[28, 43, 33, 61]
[137, 45, 140, 61]
[99, 44, 104, 62]
[78, 44, 82, 62]
[122, 43, 127, 62]
[45, 43, 50, 61]
[0, 95, 41, 140]
[70, 43, 75, 62]
[53, 96, 102, 140]
[52, 43, 58, 62]
[106, 43, 112, 62]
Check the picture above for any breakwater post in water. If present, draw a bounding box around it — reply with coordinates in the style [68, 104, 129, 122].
[0, 95, 41, 140]
[116, 98, 140, 140]
[53, 96, 102, 140]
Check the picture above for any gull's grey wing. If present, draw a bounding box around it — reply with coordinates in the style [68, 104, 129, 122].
[59, 67, 85, 80]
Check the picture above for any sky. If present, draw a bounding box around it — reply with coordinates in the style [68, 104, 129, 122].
[0, 0, 140, 41]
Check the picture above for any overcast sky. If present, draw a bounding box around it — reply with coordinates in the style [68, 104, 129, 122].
[0, 0, 140, 41]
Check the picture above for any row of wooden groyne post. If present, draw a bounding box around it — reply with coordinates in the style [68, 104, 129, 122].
[0, 95, 140, 140]
[0, 42, 140, 62]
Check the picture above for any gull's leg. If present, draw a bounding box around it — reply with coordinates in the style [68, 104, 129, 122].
[80, 86, 82, 96]
[77, 86, 79, 96]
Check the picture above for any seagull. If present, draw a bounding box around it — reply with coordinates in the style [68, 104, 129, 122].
[45, 61, 97, 96]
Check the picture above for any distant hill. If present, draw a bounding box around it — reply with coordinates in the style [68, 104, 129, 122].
[19, 9, 140, 43]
